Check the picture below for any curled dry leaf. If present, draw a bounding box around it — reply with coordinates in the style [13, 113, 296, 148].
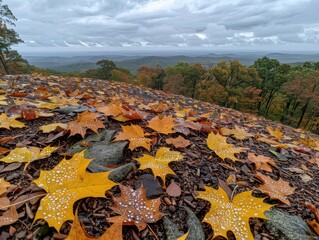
[256, 172, 296, 205]
[206, 133, 248, 161]
[135, 147, 183, 184]
[108, 185, 164, 231]
[197, 185, 273, 240]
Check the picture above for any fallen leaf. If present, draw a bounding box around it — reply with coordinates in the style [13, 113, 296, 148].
[0, 206, 19, 227]
[0, 113, 25, 129]
[310, 155, 319, 168]
[220, 126, 253, 140]
[307, 219, 319, 236]
[166, 136, 190, 149]
[256, 172, 295, 205]
[39, 123, 68, 133]
[135, 147, 183, 184]
[166, 180, 182, 197]
[206, 133, 248, 161]
[266, 126, 283, 140]
[68, 111, 105, 138]
[247, 153, 278, 172]
[0, 178, 13, 196]
[0, 147, 9, 156]
[197, 185, 273, 240]
[147, 115, 176, 135]
[33, 151, 117, 231]
[114, 124, 151, 151]
[108, 185, 164, 231]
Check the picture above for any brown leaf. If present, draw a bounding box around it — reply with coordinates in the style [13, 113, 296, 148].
[0, 206, 19, 227]
[21, 109, 37, 121]
[247, 153, 278, 172]
[166, 180, 182, 197]
[166, 136, 190, 149]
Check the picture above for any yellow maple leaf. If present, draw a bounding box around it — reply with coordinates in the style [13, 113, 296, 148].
[0, 146, 58, 164]
[256, 172, 296, 206]
[0, 178, 13, 196]
[68, 111, 105, 138]
[135, 147, 183, 183]
[266, 126, 283, 140]
[220, 126, 254, 140]
[147, 115, 176, 134]
[197, 186, 273, 240]
[114, 124, 151, 151]
[206, 133, 248, 161]
[0, 113, 25, 129]
[39, 123, 68, 133]
[33, 151, 117, 231]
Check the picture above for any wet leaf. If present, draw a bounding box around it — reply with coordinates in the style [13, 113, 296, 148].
[247, 153, 278, 172]
[33, 151, 117, 231]
[166, 136, 190, 149]
[135, 147, 183, 184]
[0, 178, 13, 196]
[108, 185, 164, 231]
[0, 113, 25, 129]
[256, 172, 296, 205]
[266, 126, 283, 140]
[220, 126, 254, 140]
[39, 123, 68, 133]
[0, 206, 19, 227]
[114, 124, 151, 151]
[206, 133, 248, 161]
[197, 185, 273, 240]
[147, 115, 176, 135]
[166, 180, 181, 197]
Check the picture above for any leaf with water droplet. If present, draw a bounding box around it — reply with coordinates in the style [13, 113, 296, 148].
[147, 115, 176, 134]
[206, 133, 248, 161]
[33, 151, 117, 231]
[108, 185, 164, 231]
[135, 147, 183, 184]
[0, 113, 25, 130]
[197, 185, 273, 240]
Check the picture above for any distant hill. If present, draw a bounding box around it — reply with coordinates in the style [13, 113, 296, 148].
[25, 52, 319, 73]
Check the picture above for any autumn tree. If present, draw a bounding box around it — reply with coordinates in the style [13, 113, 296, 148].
[0, 0, 23, 74]
[134, 65, 165, 90]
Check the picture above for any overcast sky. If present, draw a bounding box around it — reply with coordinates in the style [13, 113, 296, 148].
[6, 0, 319, 54]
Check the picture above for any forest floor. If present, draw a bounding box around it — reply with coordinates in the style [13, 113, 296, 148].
[0, 74, 319, 240]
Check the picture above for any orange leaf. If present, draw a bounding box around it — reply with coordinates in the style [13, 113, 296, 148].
[135, 147, 183, 184]
[0, 206, 19, 227]
[108, 185, 164, 231]
[266, 126, 283, 140]
[68, 111, 105, 138]
[256, 172, 295, 205]
[96, 103, 123, 116]
[247, 153, 278, 172]
[33, 151, 117, 231]
[307, 219, 319, 236]
[0, 147, 9, 156]
[114, 124, 151, 151]
[147, 115, 175, 135]
[0, 178, 14, 196]
[21, 108, 37, 120]
[166, 136, 190, 149]
[197, 185, 273, 240]
[206, 133, 248, 161]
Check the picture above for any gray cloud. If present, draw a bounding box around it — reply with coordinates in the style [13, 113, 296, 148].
[5, 0, 319, 52]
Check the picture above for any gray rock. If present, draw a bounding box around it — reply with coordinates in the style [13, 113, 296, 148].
[265, 209, 319, 240]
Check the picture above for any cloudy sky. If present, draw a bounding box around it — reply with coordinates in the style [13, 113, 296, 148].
[6, 0, 319, 54]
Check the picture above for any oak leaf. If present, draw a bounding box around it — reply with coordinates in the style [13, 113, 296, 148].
[114, 124, 151, 151]
[256, 172, 295, 205]
[206, 133, 248, 161]
[135, 147, 183, 184]
[147, 115, 175, 134]
[247, 153, 278, 172]
[108, 185, 164, 231]
[68, 111, 105, 138]
[0, 146, 58, 165]
[39, 123, 68, 133]
[266, 126, 283, 140]
[197, 185, 273, 240]
[166, 136, 190, 149]
[220, 126, 254, 140]
[0, 113, 25, 129]
[33, 151, 117, 231]
[66, 211, 122, 240]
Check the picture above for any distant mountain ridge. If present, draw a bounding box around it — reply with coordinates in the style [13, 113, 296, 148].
[24, 52, 319, 73]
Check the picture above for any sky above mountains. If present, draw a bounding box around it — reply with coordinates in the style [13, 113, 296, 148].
[7, 0, 319, 53]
